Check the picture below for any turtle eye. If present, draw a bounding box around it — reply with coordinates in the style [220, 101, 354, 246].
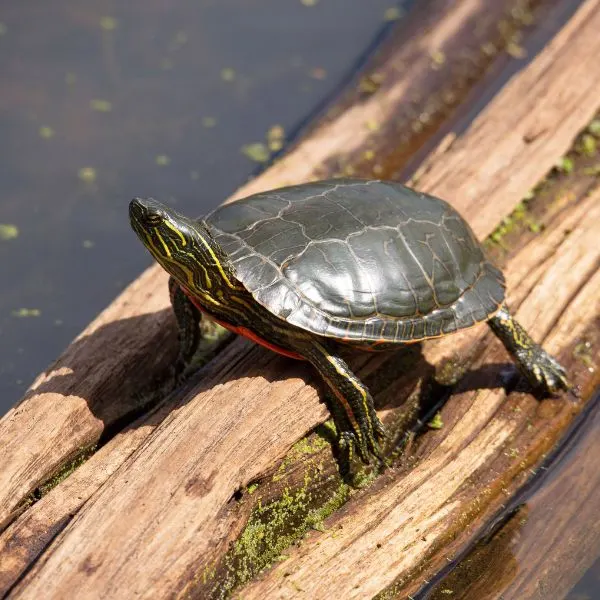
[143, 212, 163, 227]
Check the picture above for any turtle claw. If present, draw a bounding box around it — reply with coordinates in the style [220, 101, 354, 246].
[372, 414, 388, 440]
[338, 421, 386, 471]
[526, 349, 571, 395]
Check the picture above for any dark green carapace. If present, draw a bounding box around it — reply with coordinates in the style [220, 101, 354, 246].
[129, 179, 570, 466]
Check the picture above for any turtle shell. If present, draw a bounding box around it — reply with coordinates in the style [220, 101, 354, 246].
[204, 179, 505, 344]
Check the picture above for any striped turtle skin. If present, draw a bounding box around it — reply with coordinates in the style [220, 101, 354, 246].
[206, 179, 506, 346]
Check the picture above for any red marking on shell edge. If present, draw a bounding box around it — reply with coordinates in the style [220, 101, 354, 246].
[183, 288, 305, 361]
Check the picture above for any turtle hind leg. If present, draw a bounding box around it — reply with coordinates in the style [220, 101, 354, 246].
[301, 340, 386, 468]
[488, 304, 570, 394]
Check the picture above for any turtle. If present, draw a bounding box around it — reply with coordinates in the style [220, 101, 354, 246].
[129, 178, 570, 464]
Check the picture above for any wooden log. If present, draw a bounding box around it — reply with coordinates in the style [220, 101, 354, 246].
[420, 390, 600, 599]
[2, 0, 599, 597]
[0, 0, 554, 534]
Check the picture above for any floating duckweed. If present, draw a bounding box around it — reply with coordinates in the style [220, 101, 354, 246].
[90, 99, 112, 112]
[78, 167, 97, 183]
[220, 68, 236, 82]
[0, 224, 19, 240]
[300, 0, 319, 5]
[202, 116, 217, 128]
[65, 72, 77, 85]
[383, 7, 403, 21]
[155, 154, 171, 166]
[267, 124, 285, 152]
[100, 16, 118, 31]
[241, 143, 270, 163]
[12, 308, 41, 318]
[39, 126, 54, 139]
[82, 240, 95, 249]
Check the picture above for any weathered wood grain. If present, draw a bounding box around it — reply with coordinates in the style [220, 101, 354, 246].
[422, 384, 600, 600]
[3, 1, 600, 597]
[0, 268, 175, 531]
[0, 0, 541, 533]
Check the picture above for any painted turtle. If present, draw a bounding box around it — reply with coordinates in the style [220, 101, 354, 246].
[129, 179, 569, 463]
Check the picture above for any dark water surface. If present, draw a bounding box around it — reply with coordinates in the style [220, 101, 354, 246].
[0, 0, 400, 413]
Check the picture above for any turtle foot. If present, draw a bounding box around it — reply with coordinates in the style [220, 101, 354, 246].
[523, 348, 571, 395]
[338, 420, 386, 464]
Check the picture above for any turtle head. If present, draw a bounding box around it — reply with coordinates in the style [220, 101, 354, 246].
[129, 197, 235, 293]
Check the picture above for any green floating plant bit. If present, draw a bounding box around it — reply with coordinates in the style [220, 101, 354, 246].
[383, 7, 403, 21]
[241, 143, 270, 163]
[39, 126, 55, 139]
[202, 116, 217, 128]
[0, 223, 19, 240]
[90, 99, 112, 112]
[221, 68, 236, 82]
[100, 16, 118, 31]
[155, 154, 171, 166]
[12, 308, 41, 318]
[78, 167, 96, 183]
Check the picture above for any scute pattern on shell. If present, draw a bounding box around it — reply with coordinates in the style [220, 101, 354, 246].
[205, 179, 505, 342]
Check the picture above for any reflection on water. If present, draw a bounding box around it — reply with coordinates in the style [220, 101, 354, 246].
[0, 0, 402, 414]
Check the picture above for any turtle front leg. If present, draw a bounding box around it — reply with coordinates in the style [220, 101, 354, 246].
[303, 340, 387, 466]
[488, 304, 570, 393]
[169, 276, 202, 376]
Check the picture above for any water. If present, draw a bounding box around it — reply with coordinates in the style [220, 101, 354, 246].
[0, 0, 400, 414]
